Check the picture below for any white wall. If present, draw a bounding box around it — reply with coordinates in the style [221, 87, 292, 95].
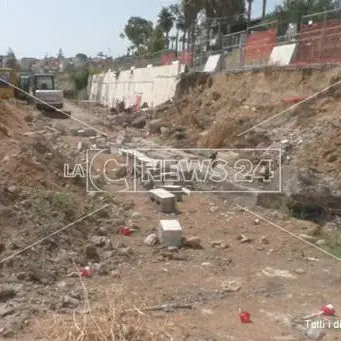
[89, 61, 185, 109]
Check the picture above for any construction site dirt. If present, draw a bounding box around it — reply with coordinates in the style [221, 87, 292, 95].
[0, 66, 341, 341]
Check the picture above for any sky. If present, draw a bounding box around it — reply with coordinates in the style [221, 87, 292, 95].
[1, 0, 279, 59]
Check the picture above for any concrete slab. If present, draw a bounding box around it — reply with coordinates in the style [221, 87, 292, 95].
[203, 54, 224, 73]
[181, 187, 191, 196]
[158, 220, 183, 247]
[269, 43, 297, 66]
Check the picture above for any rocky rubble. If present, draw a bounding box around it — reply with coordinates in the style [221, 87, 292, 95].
[0, 101, 147, 338]
[143, 70, 341, 224]
[91, 103, 191, 144]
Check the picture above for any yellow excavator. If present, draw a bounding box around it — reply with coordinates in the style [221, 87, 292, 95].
[0, 68, 33, 101]
[0, 68, 17, 99]
[1, 69, 65, 116]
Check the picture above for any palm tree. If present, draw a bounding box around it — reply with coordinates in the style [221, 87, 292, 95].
[247, 0, 253, 25]
[157, 7, 175, 49]
[182, 0, 202, 51]
[5, 48, 17, 70]
[203, 0, 245, 50]
[204, 0, 245, 29]
[170, 3, 186, 54]
[170, 4, 181, 53]
[170, 36, 177, 50]
[262, 0, 267, 19]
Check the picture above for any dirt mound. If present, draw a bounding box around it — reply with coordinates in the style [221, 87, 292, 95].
[152, 66, 341, 217]
[0, 100, 31, 139]
[157, 66, 341, 164]
[0, 100, 133, 338]
[0, 100, 77, 191]
[158, 66, 341, 148]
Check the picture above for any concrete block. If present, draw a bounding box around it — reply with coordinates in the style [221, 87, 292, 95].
[158, 185, 184, 202]
[149, 188, 176, 213]
[158, 220, 183, 247]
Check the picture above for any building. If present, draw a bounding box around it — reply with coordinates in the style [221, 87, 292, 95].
[20, 57, 39, 71]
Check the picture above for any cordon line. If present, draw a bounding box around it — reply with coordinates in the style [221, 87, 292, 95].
[236, 204, 341, 263]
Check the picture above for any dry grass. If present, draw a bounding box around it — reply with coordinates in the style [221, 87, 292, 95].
[33, 273, 184, 341]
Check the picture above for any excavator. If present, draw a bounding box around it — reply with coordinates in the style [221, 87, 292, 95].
[1, 68, 67, 117]
[29, 73, 64, 111]
[16, 74, 30, 100]
[1, 68, 64, 111]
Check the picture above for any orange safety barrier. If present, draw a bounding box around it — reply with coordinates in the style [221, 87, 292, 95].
[282, 96, 306, 104]
[161, 53, 176, 65]
[243, 29, 277, 64]
[179, 50, 193, 66]
[292, 20, 341, 64]
[134, 94, 141, 112]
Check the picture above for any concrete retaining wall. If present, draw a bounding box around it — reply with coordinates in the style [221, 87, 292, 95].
[89, 61, 185, 109]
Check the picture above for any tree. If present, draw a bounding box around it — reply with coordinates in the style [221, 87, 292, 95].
[170, 35, 177, 49]
[204, 0, 246, 30]
[5, 48, 18, 70]
[275, 0, 338, 23]
[182, 0, 202, 51]
[75, 53, 88, 68]
[70, 68, 89, 91]
[246, 0, 252, 23]
[130, 46, 136, 56]
[122, 16, 153, 51]
[148, 26, 167, 52]
[70, 53, 89, 94]
[157, 7, 175, 48]
[262, 0, 267, 19]
[57, 48, 64, 59]
[201, 0, 245, 51]
[170, 3, 185, 52]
